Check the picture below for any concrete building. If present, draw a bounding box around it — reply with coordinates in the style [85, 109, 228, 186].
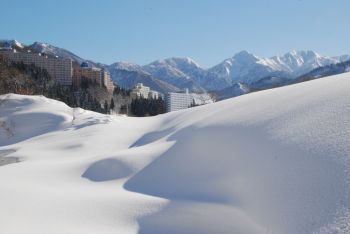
[148, 90, 160, 99]
[165, 90, 193, 112]
[130, 83, 161, 100]
[72, 62, 114, 93]
[130, 83, 151, 99]
[101, 71, 114, 93]
[165, 90, 214, 112]
[0, 49, 73, 85]
[73, 66, 102, 86]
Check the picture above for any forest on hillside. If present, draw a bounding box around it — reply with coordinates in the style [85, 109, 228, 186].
[0, 54, 165, 116]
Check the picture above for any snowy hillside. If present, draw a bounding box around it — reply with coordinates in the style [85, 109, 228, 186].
[29, 42, 86, 63]
[0, 39, 24, 49]
[109, 61, 146, 73]
[1, 72, 350, 233]
[143, 57, 205, 92]
[107, 62, 180, 93]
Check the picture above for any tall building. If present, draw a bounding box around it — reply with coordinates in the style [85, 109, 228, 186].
[0, 49, 73, 85]
[101, 71, 114, 93]
[73, 66, 102, 86]
[72, 62, 114, 93]
[165, 90, 193, 112]
[165, 90, 214, 112]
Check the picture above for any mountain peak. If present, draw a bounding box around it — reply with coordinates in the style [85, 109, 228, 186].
[0, 39, 24, 49]
[152, 57, 201, 68]
[168, 57, 201, 68]
[30, 41, 56, 53]
[286, 50, 321, 59]
[233, 50, 259, 63]
[290, 49, 298, 56]
[110, 61, 143, 72]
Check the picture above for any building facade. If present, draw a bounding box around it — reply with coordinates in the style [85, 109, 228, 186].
[0, 50, 115, 93]
[130, 83, 151, 99]
[130, 83, 161, 100]
[101, 71, 114, 93]
[165, 91, 193, 112]
[73, 66, 102, 86]
[165, 90, 214, 112]
[0, 50, 73, 85]
[72, 63, 114, 93]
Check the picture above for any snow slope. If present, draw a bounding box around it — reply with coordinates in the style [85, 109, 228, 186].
[29, 42, 86, 63]
[0, 39, 24, 49]
[1, 72, 350, 233]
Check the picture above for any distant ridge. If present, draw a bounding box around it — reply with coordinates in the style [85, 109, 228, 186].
[2, 39, 349, 95]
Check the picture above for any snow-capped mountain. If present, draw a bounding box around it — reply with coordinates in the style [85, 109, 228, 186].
[28, 42, 86, 63]
[109, 61, 145, 73]
[0, 39, 25, 49]
[271, 50, 341, 76]
[334, 54, 350, 62]
[296, 59, 350, 82]
[108, 58, 206, 92]
[208, 50, 347, 85]
[214, 82, 250, 100]
[106, 61, 180, 93]
[150, 50, 349, 91]
[143, 57, 205, 92]
[107, 62, 180, 93]
[2, 39, 349, 94]
[207, 51, 280, 86]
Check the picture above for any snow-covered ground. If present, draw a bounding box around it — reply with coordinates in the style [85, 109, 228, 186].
[1, 72, 350, 233]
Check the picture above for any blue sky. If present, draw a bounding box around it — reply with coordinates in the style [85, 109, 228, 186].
[1, 0, 349, 67]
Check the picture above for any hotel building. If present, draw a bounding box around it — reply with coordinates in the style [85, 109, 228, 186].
[0, 49, 73, 86]
[165, 90, 214, 112]
[101, 71, 114, 93]
[72, 62, 114, 93]
[165, 90, 193, 112]
[130, 83, 161, 100]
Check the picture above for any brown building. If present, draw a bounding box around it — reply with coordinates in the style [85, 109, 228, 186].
[0, 50, 114, 93]
[73, 67, 102, 86]
[73, 63, 114, 93]
[102, 71, 114, 93]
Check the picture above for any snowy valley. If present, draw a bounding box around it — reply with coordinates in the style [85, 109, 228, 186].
[1, 72, 350, 233]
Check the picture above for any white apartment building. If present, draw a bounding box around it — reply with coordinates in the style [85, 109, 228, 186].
[165, 90, 192, 112]
[131, 83, 162, 99]
[130, 83, 150, 99]
[165, 90, 214, 112]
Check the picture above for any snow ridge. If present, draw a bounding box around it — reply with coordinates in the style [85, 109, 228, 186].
[1, 72, 350, 233]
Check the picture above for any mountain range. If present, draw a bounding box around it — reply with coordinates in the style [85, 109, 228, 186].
[1, 39, 350, 98]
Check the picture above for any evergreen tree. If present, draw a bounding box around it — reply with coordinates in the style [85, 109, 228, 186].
[120, 104, 127, 115]
[110, 98, 115, 112]
[104, 100, 108, 114]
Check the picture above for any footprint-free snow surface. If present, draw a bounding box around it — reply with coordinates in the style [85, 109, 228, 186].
[1, 73, 350, 234]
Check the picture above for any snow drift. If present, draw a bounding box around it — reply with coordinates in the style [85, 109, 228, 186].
[1, 72, 350, 234]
